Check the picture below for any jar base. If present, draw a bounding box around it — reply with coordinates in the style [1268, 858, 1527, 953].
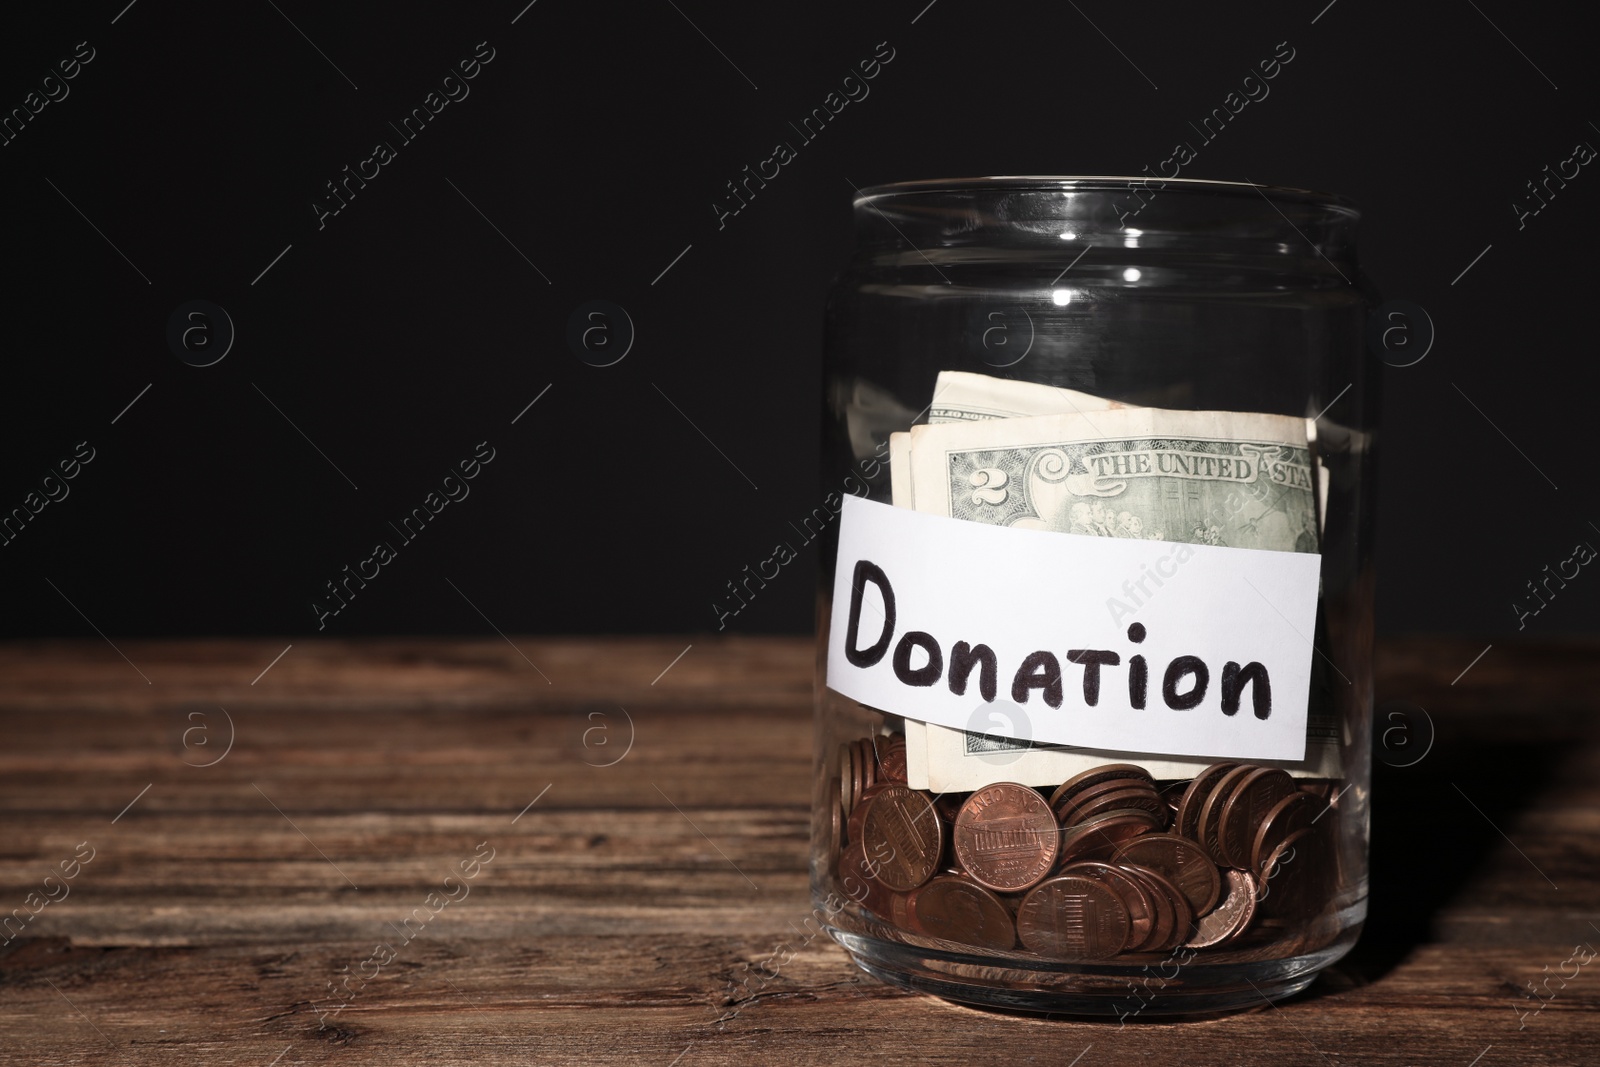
[828, 904, 1364, 1018]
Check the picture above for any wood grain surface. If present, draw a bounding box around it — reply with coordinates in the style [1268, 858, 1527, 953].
[1, 635, 1596, 1066]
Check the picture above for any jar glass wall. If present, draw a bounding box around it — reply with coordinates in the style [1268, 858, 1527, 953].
[813, 177, 1377, 1016]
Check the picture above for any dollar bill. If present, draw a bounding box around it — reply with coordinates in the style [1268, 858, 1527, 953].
[890, 379, 1338, 792]
[928, 370, 1329, 525]
[928, 370, 1129, 424]
[908, 405, 1318, 548]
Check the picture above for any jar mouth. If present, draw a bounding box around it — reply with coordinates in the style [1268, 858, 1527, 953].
[855, 175, 1358, 220]
[849, 175, 1359, 267]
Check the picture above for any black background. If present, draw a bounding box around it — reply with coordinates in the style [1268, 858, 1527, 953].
[2, 0, 1595, 641]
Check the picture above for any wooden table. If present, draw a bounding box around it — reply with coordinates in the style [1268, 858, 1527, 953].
[1, 636, 1595, 1065]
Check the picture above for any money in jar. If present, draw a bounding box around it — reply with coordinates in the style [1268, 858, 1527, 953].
[814, 177, 1376, 1017]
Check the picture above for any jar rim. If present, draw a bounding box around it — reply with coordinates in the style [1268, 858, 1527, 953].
[854, 175, 1358, 219]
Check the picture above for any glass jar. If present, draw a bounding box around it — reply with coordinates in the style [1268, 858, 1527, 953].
[813, 177, 1376, 1016]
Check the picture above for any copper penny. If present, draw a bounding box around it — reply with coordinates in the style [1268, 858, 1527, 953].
[886, 888, 915, 933]
[856, 738, 879, 791]
[1118, 863, 1193, 952]
[1194, 764, 1255, 864]
[838, 841, 896, 918]
[849, 740, 864, 803]
[954, 783, 1059, 892]
[1048, 763, 1155, 811]
[1016, 875, 1131, 959]
[878, 738, 909, 784]
[1158, 779, 1188, 818]
[1248, 790, 1324, 873]
[1062, 861, 1157, 953]
[1217, 767, 1297, 868]
[858, 784, 943, 892]
[838, 743, 854, 818]
[1058, 809, 1161, 865]
[908, 874, 1017, 950]
[850, 742, 864, 800]
[1256, 822, 1335, 922]
[847, 783, 888, 846]
[1056, 780, 1158, 825]
[1184, 868, 1259, 948]
[1112, 833, 1222, 917]
[1256, 827, 1309, 892]
[1174, 761, 1238, 843]
[828, 776, 843, 849]
[1067, 786, 1168, 825]
[1056, 771, 1158, 825]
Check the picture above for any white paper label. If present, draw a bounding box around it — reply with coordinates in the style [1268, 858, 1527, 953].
[825, 495, 1322, 762]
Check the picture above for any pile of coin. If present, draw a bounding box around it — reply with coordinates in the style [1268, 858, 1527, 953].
[832, 735, 1339, 960]
[835, 734, 906, 830]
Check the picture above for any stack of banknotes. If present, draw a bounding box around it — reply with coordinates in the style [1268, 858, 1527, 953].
[882, 371, 1339, 793]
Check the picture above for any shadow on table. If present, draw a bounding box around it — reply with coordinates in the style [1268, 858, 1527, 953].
[1303, 724, 1573, 999]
